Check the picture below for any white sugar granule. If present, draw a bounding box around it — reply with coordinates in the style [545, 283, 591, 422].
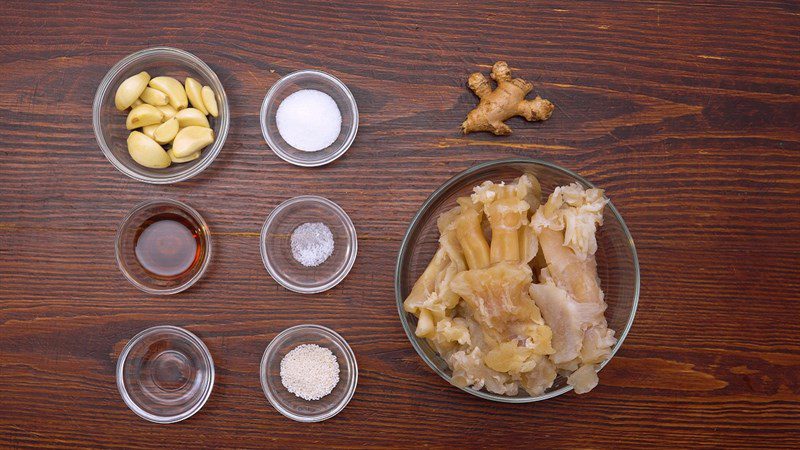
[276, 89, 342, 152]
[290, 222, 334, 267]
[280, 344, 340, 401]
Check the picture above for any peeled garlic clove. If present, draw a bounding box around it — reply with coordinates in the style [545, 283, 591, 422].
[141, 124, 158, 140]
[126, 104, 164, 130]
[168, 148, 201, 163]
[140, 87, 169, 106]
[172, 126, 214, 157]
[131, 98, 144, 108]
[156, 105, 177, 122]
[127, 131, 171, 168]
[149, 76, 188, 110]
[184, 77, 208, 115]
[201, 86, 218, 117]
[153, 117, 179, 144]
[115, 71, 150, 111]
[175, 108, 210, 128]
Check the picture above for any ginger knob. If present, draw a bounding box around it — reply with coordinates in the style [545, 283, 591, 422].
[461, 61, 554, 135]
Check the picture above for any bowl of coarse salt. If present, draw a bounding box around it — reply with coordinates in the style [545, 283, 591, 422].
[260, 195, 358, 294]
[260, 70, 358, 167]
[260, 324, 358, 422]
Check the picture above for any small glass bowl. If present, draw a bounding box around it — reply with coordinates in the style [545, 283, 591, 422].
[260, 70, 358, 167]
[395, 158, 640, 403]
[260, 324, 358, 422]
[116, 325, 215, 423]
[93, 47, 230, 184]
[260, 195, 357, 294]
[115, 199, 212, 295]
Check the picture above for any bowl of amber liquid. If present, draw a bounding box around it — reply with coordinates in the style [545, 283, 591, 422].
[116, 199, 212, 295]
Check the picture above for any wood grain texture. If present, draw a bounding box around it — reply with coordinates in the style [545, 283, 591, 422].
[1, 0, 799, 448]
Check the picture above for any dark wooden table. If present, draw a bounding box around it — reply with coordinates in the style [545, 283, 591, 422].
[1, 1, 799, 448]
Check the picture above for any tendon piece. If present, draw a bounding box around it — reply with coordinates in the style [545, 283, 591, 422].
[507, 321, 554, 355]
[519, 222, 538, 265]
[416, 308, 435, 338]
[529, 282, 607, 365]
[519, 172, 542, 213]
[405, 208, 464, 339]
[561, 192, 606, 260]
[454, 197, 491, 270]
[520, 355, 557, 396]
[403, 247, 449, 315]
[448, 347, 519, 396]
[437, 206, 461, 234]
[580, 325, 617, 365]
[538, 228, 603, 303]
[567, 364, 599, 394]
[472, 181, 531, 264]
[532, 182, 607, 260]
[437, 206, 467, 272]
[415, 260, 463, 338]
[450, 261, 540, 335]
[427, 261, 461, 316]
[484, 341, 536, 373]
[487, 186, 529, 263]
[434, 317, 471, 347]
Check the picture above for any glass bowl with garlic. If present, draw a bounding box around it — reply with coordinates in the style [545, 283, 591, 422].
[93, 47, 229, 184]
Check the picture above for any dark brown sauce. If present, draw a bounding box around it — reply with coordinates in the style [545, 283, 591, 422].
[134, 213, 203, 279]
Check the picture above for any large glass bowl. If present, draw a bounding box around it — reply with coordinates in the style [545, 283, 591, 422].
[93, 47, 229, 184]
[395, 158, 639, 403]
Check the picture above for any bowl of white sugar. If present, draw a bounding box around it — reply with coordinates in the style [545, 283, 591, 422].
[260, 324, 358, 422]
[261, 70, 358, 167]
[260, 195, 358, 294]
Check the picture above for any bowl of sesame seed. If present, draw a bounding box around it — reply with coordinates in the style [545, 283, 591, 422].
[260, 324, 358, 422]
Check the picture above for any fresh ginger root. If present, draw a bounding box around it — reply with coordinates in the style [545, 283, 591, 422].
[461, 61, 554, 135]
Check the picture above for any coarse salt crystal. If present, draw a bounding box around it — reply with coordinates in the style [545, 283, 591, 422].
[280, 344, 340, 401]
[291, 222, 334, 267]
[276, 89, 342, 152]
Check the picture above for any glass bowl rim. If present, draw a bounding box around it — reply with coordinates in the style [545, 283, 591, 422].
[115, 325, 215, 424]
[259, 324, 358, 422]
[92, 46, 230, 184]
[259, 195, 358, 294]
[394, 157, 640, 403]
[115, 198, 213, 295]
[259, 69, 359, 167]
